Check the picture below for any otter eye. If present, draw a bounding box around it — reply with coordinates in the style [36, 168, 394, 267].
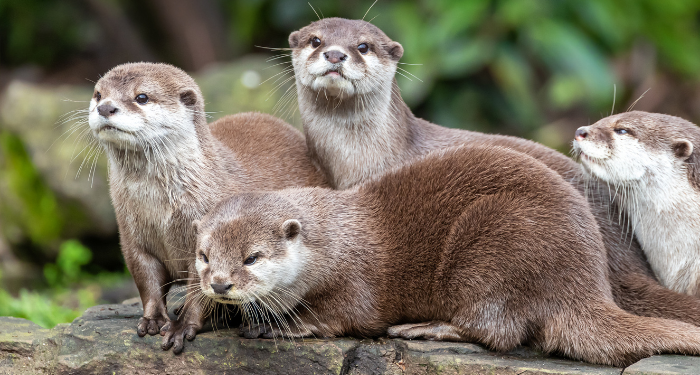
[311, 37, 321, 48]
[95, 92, 101, 102]
[135, 94, 149, 105]
[243, 255, 257, 266]
[614, 128, 628, 135]
[201, 252, 209, 264]
[358, 43, 369, 54]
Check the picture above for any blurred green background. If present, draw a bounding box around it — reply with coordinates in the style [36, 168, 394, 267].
[1, 0, 700, 327]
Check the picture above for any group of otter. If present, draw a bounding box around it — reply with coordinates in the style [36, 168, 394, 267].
[86, 18, 700, 367]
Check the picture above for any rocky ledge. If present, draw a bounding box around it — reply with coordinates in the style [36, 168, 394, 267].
[0, 301, 698, 374]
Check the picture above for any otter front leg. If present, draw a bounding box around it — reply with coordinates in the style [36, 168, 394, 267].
[125, 248, 171, 336]
[162, 277, 206, 354]
[387, 321, 468, 342]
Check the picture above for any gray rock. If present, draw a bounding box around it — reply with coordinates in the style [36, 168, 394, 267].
[5, 303, 697, 374]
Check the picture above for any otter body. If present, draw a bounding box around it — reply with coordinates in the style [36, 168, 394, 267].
[88, 63, 325, 350]
[288, 18, 700, 325]
[574, 111, 700, 296]
[195, 146, 700, 367]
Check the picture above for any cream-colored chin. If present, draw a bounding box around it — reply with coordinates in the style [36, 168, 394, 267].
[96, 128, 140, 149]
[311, 75, 355, 97]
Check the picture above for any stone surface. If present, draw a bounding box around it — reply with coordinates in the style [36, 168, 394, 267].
[3, 303, 700, 374]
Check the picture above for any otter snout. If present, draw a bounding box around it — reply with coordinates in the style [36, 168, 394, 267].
[210, 283, 233, 294]
[324, 50, 347, 64]
[575, 127, 589, 141]
[97, 103, 119, 118]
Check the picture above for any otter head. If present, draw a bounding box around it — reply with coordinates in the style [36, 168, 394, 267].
[289, 18, 403, 98]
[194, 194, 310, 307]
[88, 62, 204, 151]
[573, 111, 700, 187]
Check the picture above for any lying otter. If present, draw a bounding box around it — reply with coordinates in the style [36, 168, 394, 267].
[194, 145, 700, 367]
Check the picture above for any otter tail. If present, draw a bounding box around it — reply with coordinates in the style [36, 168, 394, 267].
[542, 302, 700, 367]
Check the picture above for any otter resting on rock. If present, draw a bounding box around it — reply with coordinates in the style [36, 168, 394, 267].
[574, 111, 700, 297]
[87, 62, 325, 353]
[193, 146, 700, 368]
[288, 17, 700, 326]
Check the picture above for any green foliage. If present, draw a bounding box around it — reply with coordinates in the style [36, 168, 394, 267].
[43, 240, 93, 288]
[0, 239, 130, 328]
[0, 0, 94, 66]
[0, 131, 62, 246]
[0, 286, 99, 329]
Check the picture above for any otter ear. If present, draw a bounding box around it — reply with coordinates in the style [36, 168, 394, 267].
[180, 90, 197, 108]
[289, 31, 301, 49]
[673, 139, 693, 159]
[282, 219, 301, 240]
[192, 220, 200, 234]
[384, 41, 404, 61]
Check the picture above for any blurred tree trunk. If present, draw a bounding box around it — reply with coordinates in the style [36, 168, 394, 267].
[83, 0, 156, 63]
[146, 0, 228, 71]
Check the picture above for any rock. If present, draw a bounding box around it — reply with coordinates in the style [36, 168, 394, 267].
[3, 303, 698, 374]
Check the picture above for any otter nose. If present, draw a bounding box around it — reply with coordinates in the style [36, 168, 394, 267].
[210, 283, 233, 295]
[324, 50, 347, 64]
[97, 104, 119, 118]
[575, 127, 589, 141]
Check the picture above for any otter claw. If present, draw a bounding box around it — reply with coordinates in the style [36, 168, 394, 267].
[162, 323, 199, 354]
[137, 316, 169, 337]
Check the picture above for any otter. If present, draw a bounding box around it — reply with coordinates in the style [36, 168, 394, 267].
[573, 111, 700, 297]
[193, 146, 700, 367]
[288, 17, 700, 325]
[88, 62, 326, 351]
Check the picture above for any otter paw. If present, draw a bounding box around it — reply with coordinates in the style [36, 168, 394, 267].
[239, 323, 283, 339]
[162, 321, 200, 354]
[137, 316, 169, 337]
[387, 321, 465, 341]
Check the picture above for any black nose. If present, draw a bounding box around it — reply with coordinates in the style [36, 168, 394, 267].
[210, 283, 233, 295]
[324, 50, 347, 64]
[97, 104, 119, 117]
[575, 127, 588, 141]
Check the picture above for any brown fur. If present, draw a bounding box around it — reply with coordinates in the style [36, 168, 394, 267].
[196, 146, 700, 367]
[89, 63, 326, 352]
[289, 18, 700, 325]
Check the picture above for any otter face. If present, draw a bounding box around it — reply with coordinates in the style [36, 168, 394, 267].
[573, 111, 696, 185]
[289, 18, 403, 98]
[88, 62, 203, 150]
[194, 197, 309, 307]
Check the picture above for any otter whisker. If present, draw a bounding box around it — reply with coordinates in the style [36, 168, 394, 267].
[254, 45, 293, 51]
[397, 67, 423, 83]
[308, 2, 322, 20]
[263, 60, 293, 70]
[626, 88, 651, 112]
[266, 54, 291, 62]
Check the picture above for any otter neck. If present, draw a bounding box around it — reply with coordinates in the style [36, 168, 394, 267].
[615, 169, 700, 294]
[106, 116, 243, 202]
[299, 79, 415, 189]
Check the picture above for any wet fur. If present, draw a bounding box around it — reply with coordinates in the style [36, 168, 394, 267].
[574, 111, 700, 296]
[197, 146, 700, 367]
[88, 62, 326, 352]
[289, 18, 700, 325]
